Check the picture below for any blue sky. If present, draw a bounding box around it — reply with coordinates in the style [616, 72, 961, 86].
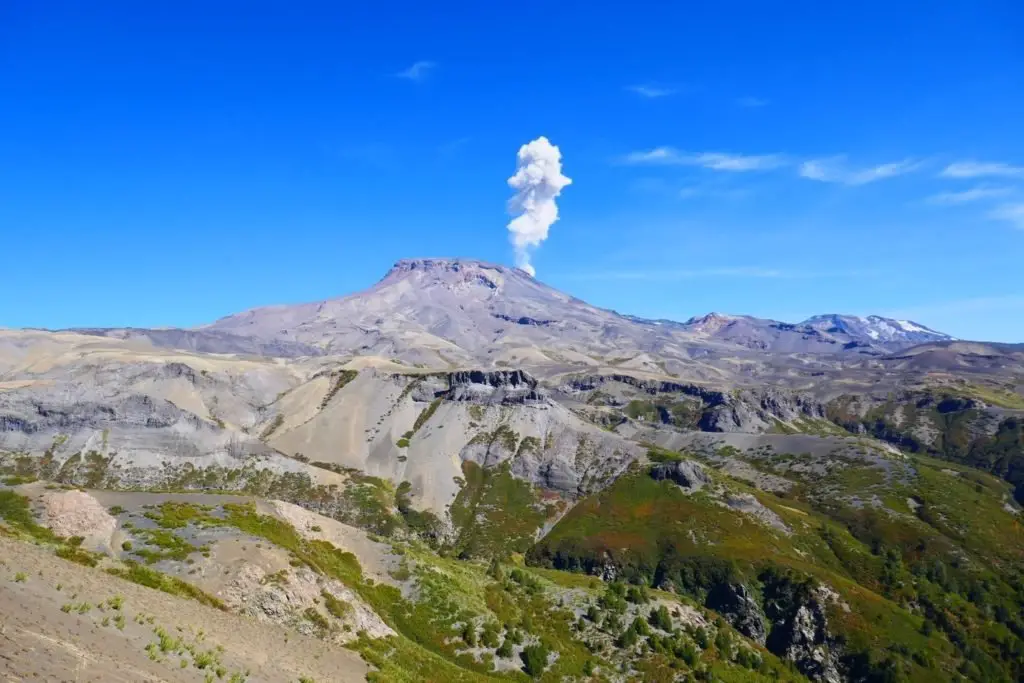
[2, 1, 1023, 341]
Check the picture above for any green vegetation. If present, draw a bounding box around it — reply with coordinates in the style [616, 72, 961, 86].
[0, 490, 52, 539]
[467, 425, 520, 453]
[412, 398, 443, 433]
[320, 369, 358, 409]
[106, 562, 228, 610]
[448, 461, 554, 559]
[625, 398, 703, 429]
[322, 590, 351, 618]
[260, 414, 285, 439]
[828, 390, 1024, 503]
[529, 451, 1024, 683]
[646, 445, 684, 463]
[942, 382, 1024, 410]
[519, 643, 549, 677]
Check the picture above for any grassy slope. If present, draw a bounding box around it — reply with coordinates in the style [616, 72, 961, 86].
[529, 453, 1024, 683]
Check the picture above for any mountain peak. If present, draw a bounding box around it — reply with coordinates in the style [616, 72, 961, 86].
[800, 313, 951, 344]
[378, 257, 542, 289]
[377, 257, 526, 293]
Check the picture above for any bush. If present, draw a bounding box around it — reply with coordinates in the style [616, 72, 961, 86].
[496, 638, 514, 658]
[520, 643, 549, 677]
[649, 605, 672, 631]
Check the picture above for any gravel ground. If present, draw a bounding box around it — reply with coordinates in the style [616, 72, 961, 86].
[0, 535, 369, 682]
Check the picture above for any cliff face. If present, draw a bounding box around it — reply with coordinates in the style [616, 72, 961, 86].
[443, 370, 545, 404]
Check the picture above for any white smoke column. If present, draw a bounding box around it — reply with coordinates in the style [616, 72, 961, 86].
[507, 136, 572, 276]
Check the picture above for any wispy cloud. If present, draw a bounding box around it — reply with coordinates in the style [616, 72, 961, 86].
[940, 161, 1024, 179]
[799, 156, 920, 185]
[737, 96, 768, 108]
[622, 148, 787, 171]
[989, 203, 1024, 229]
[561, 266, 874, 282]
[395, 60, 436, 82]
[925, 186, 1013, 205]
[626, 84, 677, 99]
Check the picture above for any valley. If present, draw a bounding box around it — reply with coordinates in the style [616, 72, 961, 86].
[2, 258, 1023, 682]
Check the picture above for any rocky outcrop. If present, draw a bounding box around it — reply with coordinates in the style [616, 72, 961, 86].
[705, 583, 767, 645]
[777, 600, 842, 683]
[704, 575, 844, 682]
[443, 370, 545, 404]
[560, 374, 728, 404]
[700, 388, 828, 433]
[560, 373, 835, 434]
[723, 493, 791, 534]
[761, 573, 843, 683]
[649, 459, 709, 492]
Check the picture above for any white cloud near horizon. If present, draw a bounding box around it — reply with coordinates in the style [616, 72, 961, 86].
[622, 148, 787, 171]
[799, 156, 920, 185]
[940, 161, 1024, 179]
[925, 186, 1013, 204]
[395, 60, 436, 81]
[626, 84, 677, 98]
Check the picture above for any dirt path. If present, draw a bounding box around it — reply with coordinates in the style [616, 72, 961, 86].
[0, 536, 369, 683]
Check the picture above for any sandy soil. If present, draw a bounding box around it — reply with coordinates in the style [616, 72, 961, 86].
[0, 536, 369, 682]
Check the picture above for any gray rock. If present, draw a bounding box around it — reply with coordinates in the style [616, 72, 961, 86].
[443, 370, 544, 404]
[724, 493, 791, 534]
[706, 583, 767, 645]
[649, 460, 709, 492]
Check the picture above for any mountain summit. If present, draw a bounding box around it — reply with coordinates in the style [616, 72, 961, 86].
[205, 257, 668, 366]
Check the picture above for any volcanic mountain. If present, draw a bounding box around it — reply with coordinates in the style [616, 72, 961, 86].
[76, 258, 952, 369]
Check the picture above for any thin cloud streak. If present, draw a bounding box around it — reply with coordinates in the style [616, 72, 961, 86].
[989, 203, 1024, 229]
[395, 60, 436, 81]
[799, 156, 921, 185]
[622, 148, 787, 171]
[940, 161, 1024, 179]
[925, 186, 1013, 204]
[626, 84, 677, 98]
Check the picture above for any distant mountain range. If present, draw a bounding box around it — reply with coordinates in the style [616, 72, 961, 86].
[68, 257, 953, 363]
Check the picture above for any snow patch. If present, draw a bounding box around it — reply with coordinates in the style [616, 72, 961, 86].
[897, 319, 930, 334]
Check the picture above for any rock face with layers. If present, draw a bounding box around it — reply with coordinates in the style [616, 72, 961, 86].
[443, 370, 544, 404]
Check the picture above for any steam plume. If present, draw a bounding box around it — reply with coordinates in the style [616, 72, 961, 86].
[507, 136, 572, 276]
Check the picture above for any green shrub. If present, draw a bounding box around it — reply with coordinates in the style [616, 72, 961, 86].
[520, 643, 550, 677]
